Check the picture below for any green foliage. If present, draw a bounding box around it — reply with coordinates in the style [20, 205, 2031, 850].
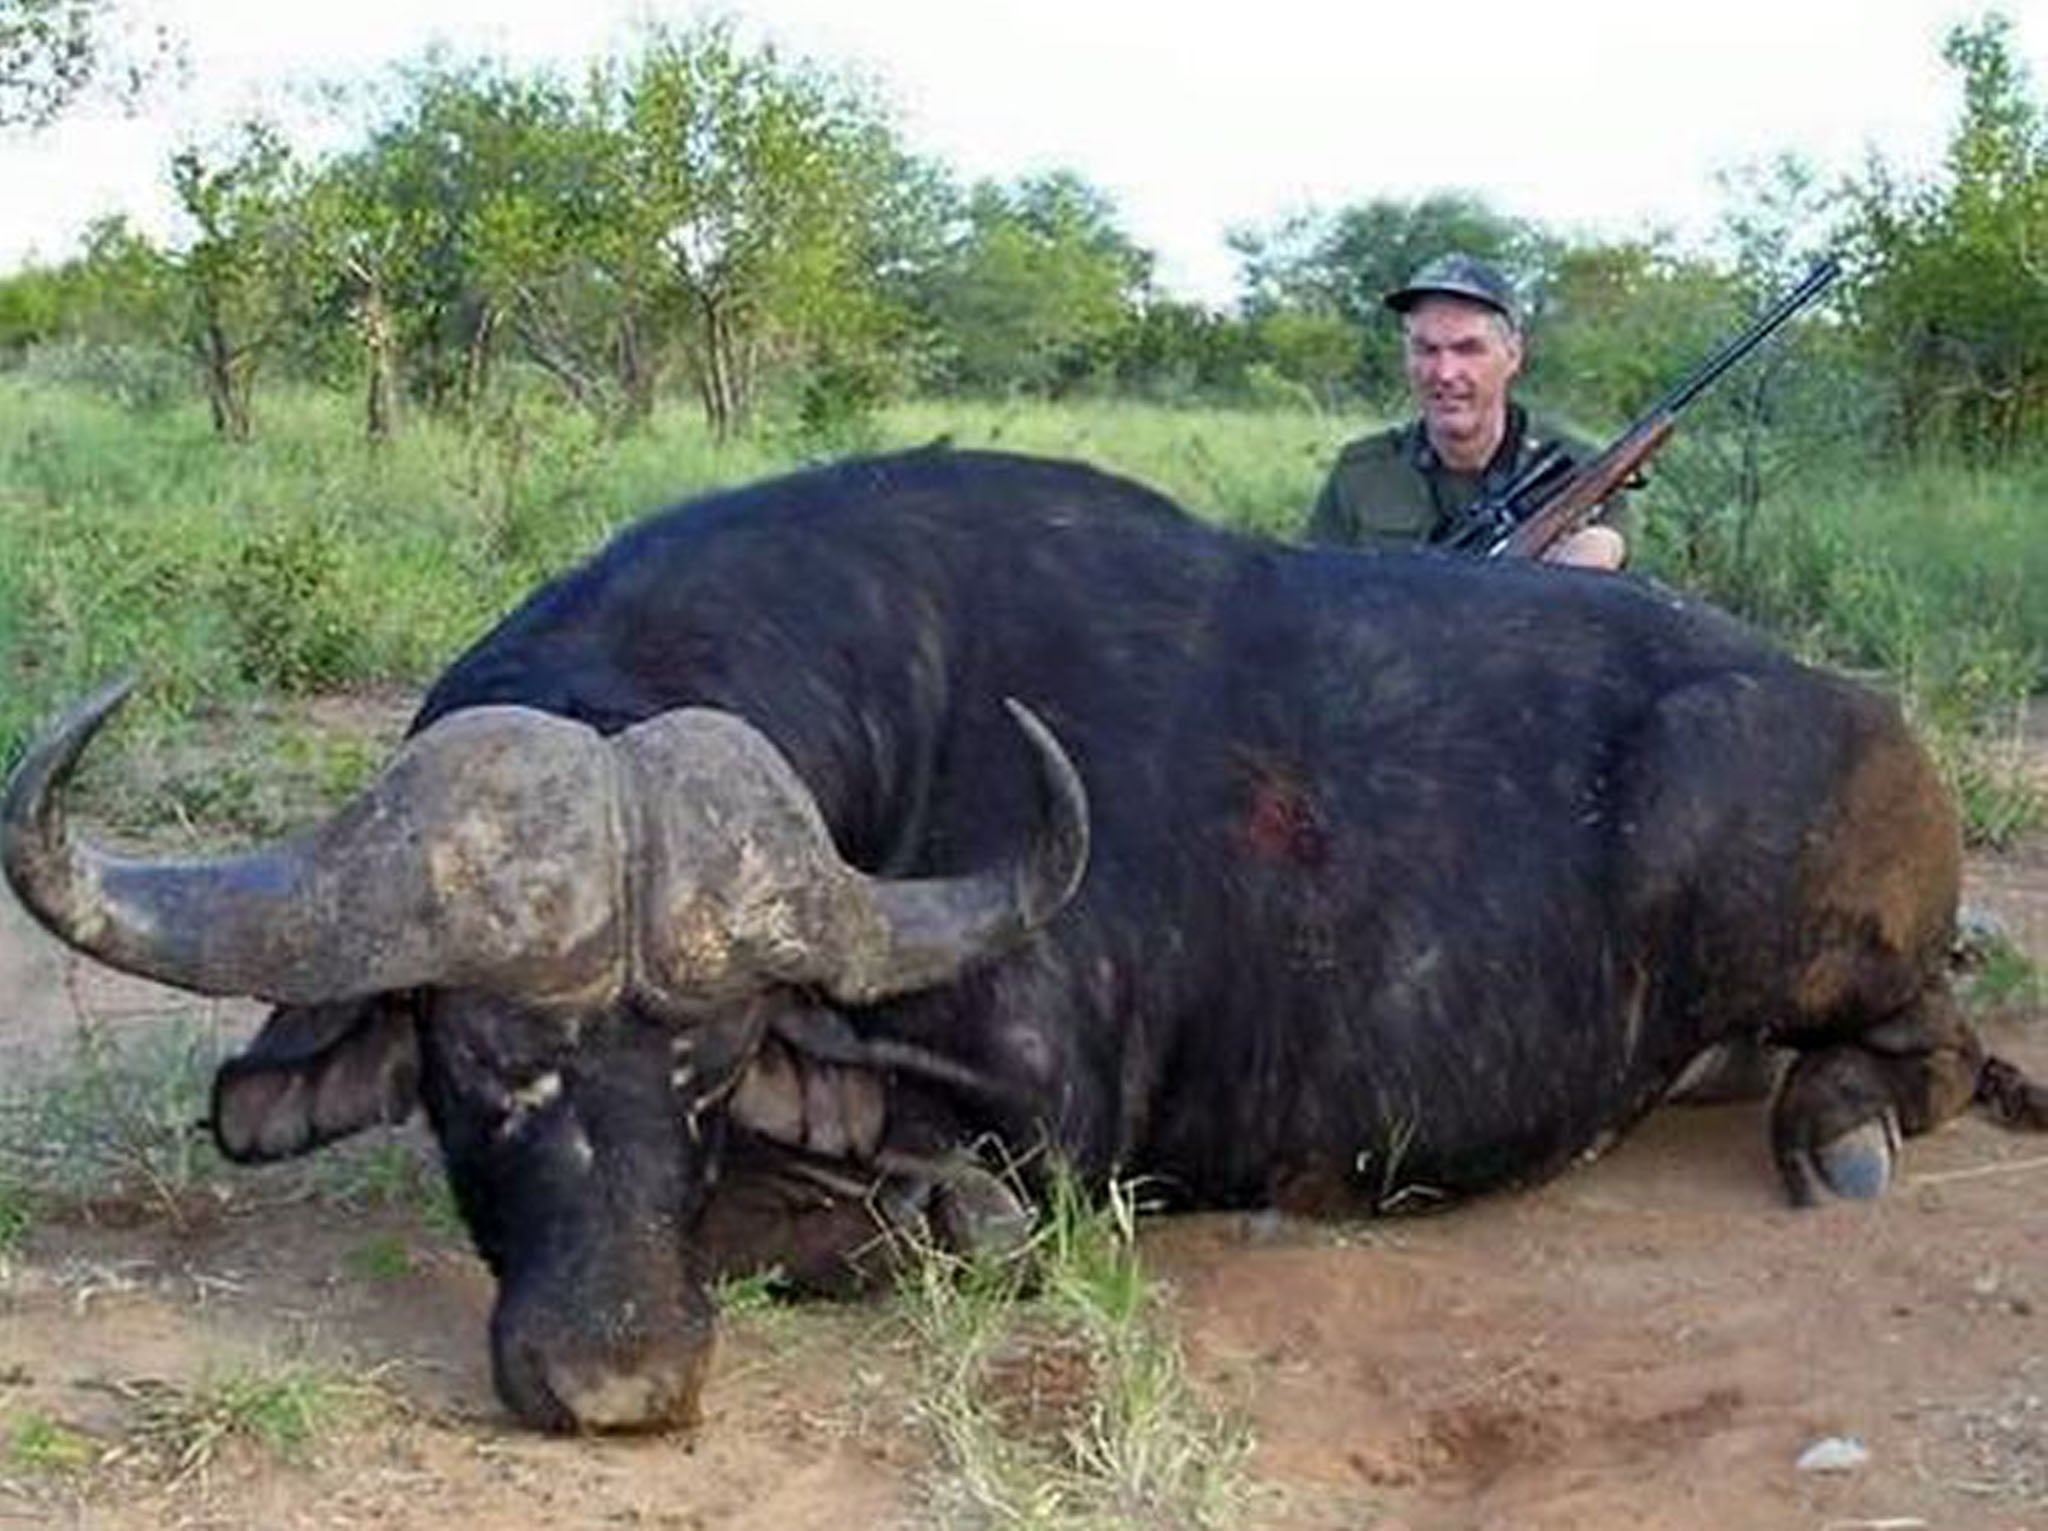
[790, 352, 893, 455]
[0, 259, 69, 349]
[1961, 928, 2045, 1018]
[1847, 12, 2048, 453]
[7, 8, 2048, 447]
[18, 336, 189, 412]
[0, 0, 166, 128]
[473, 19, 927, 438]
[1940, 728, 2044, 849]
[1636, 440, 2044, 847]
[167, 119, 325, 441]
[1529, 243, 1724, 419]
[344, 1233, 417, 1282]
[0, 378, 553, 757]
[923, 171, 1155, 396]
[712, 1265, 792, 1317]
[0, 1178, 31, 1255]
[1239, 307, 1355, 406]
[1233, 192, 1540, 400]
[219, 517, 362, 692]
[1099, 299, 1261, 403]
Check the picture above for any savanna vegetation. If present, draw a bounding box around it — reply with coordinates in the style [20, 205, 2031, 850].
[0, 11, 2041, 844]
[0, 8, 2044, 1524]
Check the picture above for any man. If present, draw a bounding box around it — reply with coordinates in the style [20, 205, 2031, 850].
[1308, 252, 1628, 570]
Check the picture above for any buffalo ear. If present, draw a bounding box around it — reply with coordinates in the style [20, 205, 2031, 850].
[211, 997, 421, 1163]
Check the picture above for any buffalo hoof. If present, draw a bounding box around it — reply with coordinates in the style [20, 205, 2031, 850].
[1782, 1110, 1902, 1206]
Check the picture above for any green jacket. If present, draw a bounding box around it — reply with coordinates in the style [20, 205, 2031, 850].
[1306, 405, 1626, 553]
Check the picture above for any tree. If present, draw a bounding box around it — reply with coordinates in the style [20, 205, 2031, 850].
[1102, 297, 1261, 402]
[167, 120, 315, 439]
[1, 0, 172, 129]
[449, 72, 635, 423]
[1230, 193, 1538, 401]
[920, 170, 1152, 395]
[1847, 11, 2048, 452]
[600, 21, 919, 434]
[451, 26, 924, 436]
[301, 57, 584, 435]
[299, 166, 408, 441]
[70, 211, 174, 334]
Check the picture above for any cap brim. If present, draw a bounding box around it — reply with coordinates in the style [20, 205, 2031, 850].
[1383, 284, 1511, 320]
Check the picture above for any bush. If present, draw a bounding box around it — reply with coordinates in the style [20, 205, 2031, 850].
[18, 338, 189, 414]
[218, 519, 363, 693]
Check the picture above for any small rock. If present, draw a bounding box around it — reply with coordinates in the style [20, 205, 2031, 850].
[1952, 904, 2012, 966]
[1796, 1435, 1870, 1473]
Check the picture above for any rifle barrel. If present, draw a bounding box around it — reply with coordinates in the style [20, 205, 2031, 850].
[1657, 257, 1841, 416]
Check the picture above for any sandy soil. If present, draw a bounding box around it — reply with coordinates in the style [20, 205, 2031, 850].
[0, 708, 2042, 1530]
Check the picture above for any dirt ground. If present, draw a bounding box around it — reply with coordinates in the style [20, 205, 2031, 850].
[0, 709, 2043, 1530]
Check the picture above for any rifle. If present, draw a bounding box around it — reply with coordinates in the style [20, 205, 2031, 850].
[1438, 257, 1842, 560]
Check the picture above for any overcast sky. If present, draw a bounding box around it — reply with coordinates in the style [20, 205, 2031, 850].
[0, 0, 2035, 303]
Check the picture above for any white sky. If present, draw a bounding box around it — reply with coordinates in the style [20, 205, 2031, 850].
[0, 0, 2036, 304]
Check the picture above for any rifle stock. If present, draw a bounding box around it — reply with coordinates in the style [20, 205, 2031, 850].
[1494, 414, 1673, 560]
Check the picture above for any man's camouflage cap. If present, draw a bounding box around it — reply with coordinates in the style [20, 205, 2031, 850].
[1383, 252, 1518, 327]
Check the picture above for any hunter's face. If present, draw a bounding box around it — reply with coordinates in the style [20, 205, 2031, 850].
[1403, 297, 1523, 456]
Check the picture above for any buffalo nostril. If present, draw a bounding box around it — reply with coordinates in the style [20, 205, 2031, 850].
[543, 1357, 708, 1434]
[492, 1311, 712, 1434]
[492, 1337, 581, 1435]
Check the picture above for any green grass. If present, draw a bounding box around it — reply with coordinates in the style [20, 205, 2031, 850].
[0, 380, 1356, 765]
[896, 1169, 1254, 1531]
[4, 1408, 101, 1474]
[878, 396, 1358, 537]
[343, 1232, 418, 1282]
[1961, 927, 2046, 1020]
[0, 1012, 461, 1253]
[0, 1017, 233, 1220]
[1605, 439, 2047, 847]
[1, 376, 2039, 845]
[0, 1179, 30, 1256]
[712, 1264, 793, 1317]
[118, 1360, 371, 1484]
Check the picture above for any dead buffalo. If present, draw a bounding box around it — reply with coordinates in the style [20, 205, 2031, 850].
[5, 447, 2040, 1435]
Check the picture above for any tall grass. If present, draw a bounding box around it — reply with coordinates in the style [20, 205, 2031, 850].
[0, 382, 771, 757]
[1685, 451, 2048, 685]
[0, 382, 1358, 765]
[880, 396, 1357, 537]
[1668, 448, 2045, 844]
[0, 377, 2038, 843]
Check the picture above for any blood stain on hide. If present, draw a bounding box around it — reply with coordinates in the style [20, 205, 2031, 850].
[1236, 758, 1329, 869]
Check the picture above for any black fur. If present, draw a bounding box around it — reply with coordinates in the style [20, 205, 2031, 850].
[219, 447, 2001, 1429]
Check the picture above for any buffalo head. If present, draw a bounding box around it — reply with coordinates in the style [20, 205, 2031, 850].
[3, 681, 1088, 1432]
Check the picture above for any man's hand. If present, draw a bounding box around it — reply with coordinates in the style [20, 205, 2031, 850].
[1541, 525, 1627, 571]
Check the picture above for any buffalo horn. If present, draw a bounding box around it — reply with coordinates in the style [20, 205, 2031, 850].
[5, 682, 1087, 1014]
[618, 698, 1090, 1008]
[2, 679, 627, 1007]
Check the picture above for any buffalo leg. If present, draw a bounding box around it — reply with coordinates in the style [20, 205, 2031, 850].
[1770, 982, 1982, 1205]
[696, 1156, 907, 1297]
[698, 1139, 1036, 1297]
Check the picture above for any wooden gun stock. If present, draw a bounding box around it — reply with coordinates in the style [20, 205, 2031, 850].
[1494, 414, 1673, 560]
